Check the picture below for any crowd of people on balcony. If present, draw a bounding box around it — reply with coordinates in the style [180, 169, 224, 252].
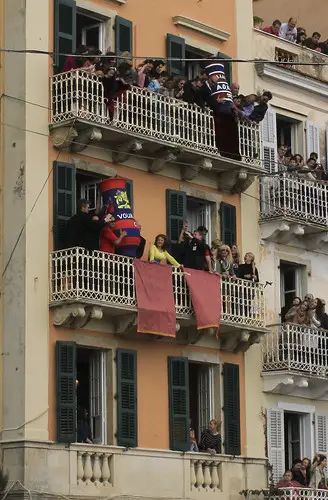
[278, 455, 328, 490]
[262, 17, 328, 55]
[277, 146, 328, 181]
[66, 200, 259, 284]
[59, 45, 272, 159]
[283, 294, 328, 329]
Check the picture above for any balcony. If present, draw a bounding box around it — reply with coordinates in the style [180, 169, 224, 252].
[49, 248, 267, 352]
[1, 442, 268, 499]
[261, 323, 328, 399]
[50, 70, 262, 192]
[259, 174, 328, 248]
[254, 29, 328, 92]
[246, 488, 328, 500]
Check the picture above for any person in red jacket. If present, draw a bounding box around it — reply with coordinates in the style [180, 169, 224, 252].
[100, 215, 127, 254]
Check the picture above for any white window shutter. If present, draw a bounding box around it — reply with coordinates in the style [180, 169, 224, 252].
[261, 108, 277, 173]
[267, 408, 285, 484]
[315, 414, 328, 455]
[306, 120, 320, 161]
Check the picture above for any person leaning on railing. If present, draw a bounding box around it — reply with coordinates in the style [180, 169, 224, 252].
[310, 454, 328, 489]
[198, 419, 222, 455]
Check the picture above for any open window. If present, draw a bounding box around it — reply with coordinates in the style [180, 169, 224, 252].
[276, 114, 302, 156]
[56, 341, 109, 445]
[168, 357, 240, 455]
[185, 45, 211, 81]
[77, 10, 106, 52]
[187, 197, 212, 245]
[280, 261, 305, 321]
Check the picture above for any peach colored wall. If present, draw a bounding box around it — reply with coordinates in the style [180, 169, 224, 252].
[253, 0, 328, 38]
[49, 321, 246, 454]
[87, 0, 236, 58]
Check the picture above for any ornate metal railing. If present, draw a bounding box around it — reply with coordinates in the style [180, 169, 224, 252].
[50, 247, 266, 328]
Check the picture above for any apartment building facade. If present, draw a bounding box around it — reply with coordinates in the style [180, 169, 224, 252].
[246, 25, 328, 487]
[0, 0, 270, 499]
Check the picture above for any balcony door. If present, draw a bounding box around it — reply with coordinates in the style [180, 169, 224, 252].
[187, 197, 212, 245]
[280, 261, 304, 322]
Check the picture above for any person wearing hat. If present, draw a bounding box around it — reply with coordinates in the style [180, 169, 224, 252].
[201, 61, 240, 161]
[202, 62, 233, 114]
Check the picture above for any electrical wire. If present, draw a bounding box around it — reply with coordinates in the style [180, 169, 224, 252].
[2, 91, 299, 173]
[0, 47, 328, 66]
[1, 116, 78, 280]
[2, 90, 328, 271]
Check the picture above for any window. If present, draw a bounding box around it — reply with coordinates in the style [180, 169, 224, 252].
[53, 161, 134, 249]
[77, 347, 107, 444]
[185, 46, 211, 81]
[189, 362, 215, 443]
[267, 407, 316, 484]
[168, 357, 240, 455]
[56, 341, 109, 444]
[187, 197, 212, 245]
[276, 114, 301, 155]
[54, 0, 133, 72]
[284, 412, 301, 468]
[77, 11, 105, 52]
[280, 261, 304, 321]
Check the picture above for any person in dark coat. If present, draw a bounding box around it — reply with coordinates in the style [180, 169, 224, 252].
[77, 408, 93, 444]
[135, 220, 146, 259]
[200, 61, 240, 160]
[66, 199, 110, 251]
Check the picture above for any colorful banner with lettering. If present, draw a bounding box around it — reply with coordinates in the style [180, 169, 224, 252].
[134, 260, 176, 337]
[184, 269, 221, 331]
[99, 178, 140, 257]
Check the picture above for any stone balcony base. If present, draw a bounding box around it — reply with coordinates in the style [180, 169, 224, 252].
[1, 441, 268, 500]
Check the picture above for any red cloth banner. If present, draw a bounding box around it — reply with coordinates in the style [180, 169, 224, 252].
[184, 269, 221, 330]
[134, 260, 176, 337]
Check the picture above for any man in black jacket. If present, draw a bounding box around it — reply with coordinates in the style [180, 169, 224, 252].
[66, 199, 110, 251]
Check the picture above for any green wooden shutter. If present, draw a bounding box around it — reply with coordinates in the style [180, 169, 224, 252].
[166, 189, 186, 244]
[223, 363, 241, 455]
[166, 34, 185, 76]
[115, 16, 133, 56]
[168, 357, 190, 451]
[217, 52, 232, 86]
[126, 179, 134, 212]
[56, 341, 77, 443]
[220, 202, 236, 247]
[54, 0, 76, 73]
[116, 349, 137, 447]
[53, 161, 76, 250]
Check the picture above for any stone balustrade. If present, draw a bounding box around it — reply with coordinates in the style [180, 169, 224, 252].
[190, 458, 221, 491]
[1, 442, 268, 499]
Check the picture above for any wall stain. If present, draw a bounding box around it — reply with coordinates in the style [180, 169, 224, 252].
[13, 162, 25, 199]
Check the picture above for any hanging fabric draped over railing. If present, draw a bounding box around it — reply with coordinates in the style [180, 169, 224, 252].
[134, 260, 176, 337]
[184, 269, 221, 331]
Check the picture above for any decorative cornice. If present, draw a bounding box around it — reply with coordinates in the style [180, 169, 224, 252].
[172, 16, 230, 42]
[258, 62, 328, 98]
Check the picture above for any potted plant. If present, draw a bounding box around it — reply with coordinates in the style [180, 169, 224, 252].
[253, 16, 264, 29]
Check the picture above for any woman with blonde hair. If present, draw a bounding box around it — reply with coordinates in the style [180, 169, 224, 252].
[238, 252, 259, 282]
[214, 245, 236, 278]
[199, 419, 222, 455]
[231, 244, 240, 271]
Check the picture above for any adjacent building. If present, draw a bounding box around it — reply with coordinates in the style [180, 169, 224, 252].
[249, 23, 328, 486]
[0, 1, 269, 499]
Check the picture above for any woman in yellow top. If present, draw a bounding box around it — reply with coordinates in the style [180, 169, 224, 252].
[149, 234, 181, 267]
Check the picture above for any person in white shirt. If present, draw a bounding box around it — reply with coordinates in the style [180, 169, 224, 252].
[279, 17, 297, 42]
